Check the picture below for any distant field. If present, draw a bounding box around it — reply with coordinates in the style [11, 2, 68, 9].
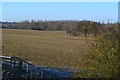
[2, 29, 94, 69]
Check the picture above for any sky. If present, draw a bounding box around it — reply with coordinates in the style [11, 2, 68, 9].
[2, 2, 118, 23]
[1, 0, 120, 2]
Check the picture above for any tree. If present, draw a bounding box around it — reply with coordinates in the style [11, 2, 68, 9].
[88, 22, 98, 37]
[76, 20, 90, 37]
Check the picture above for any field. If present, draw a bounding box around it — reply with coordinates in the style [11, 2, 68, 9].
[2, 29, 95, 69]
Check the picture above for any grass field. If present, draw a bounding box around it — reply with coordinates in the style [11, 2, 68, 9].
[2, 29, 95, 69]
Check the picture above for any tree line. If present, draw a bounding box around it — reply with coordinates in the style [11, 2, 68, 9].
[1, 20, 119, 37]
[2, 20, 78, 31]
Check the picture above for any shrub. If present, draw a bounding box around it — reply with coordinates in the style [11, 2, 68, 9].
[88, 33, 120, 78]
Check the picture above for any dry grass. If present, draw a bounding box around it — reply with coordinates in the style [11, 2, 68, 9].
[2, 29, 93, 69]
[0, 29, 2, 56]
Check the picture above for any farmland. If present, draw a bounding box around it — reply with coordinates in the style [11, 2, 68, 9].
[2, 29, 94, 69]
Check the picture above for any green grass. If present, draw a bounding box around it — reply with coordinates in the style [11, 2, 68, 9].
[2, 29, 93, 69]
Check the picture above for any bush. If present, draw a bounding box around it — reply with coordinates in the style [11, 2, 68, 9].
[88, 33, 120, 78]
